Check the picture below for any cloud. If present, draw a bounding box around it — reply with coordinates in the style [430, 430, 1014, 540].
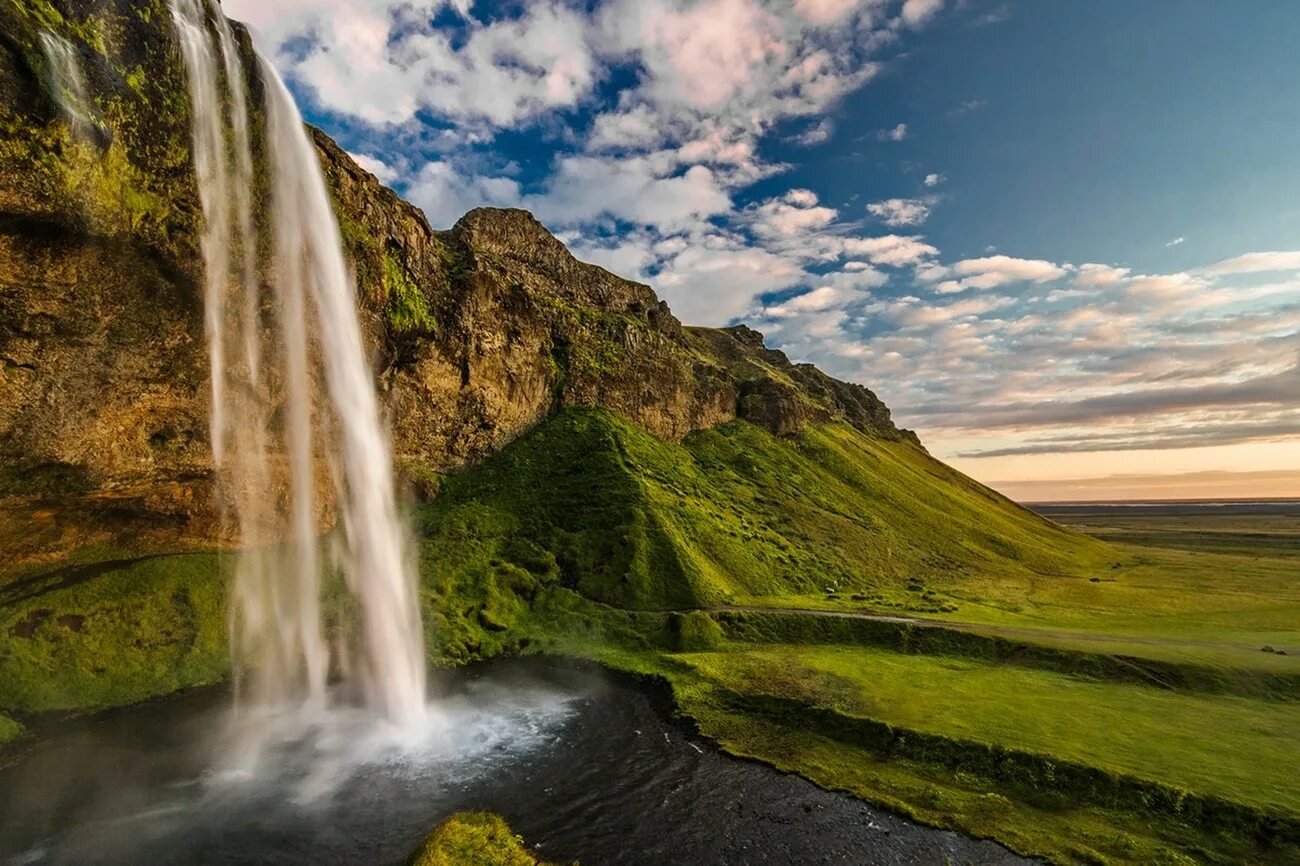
[948, 98, 986, 115]
[746, 189, 839, 239]
[1200, 250, 1300, 276]
[1165, 236, 1185, 247]
[842, 234, 938, 266]
[404, 161, 523, 227]
[524, 155, 733, 231]
[923, 172, 944, 187]
[876, 122, 908, 141]
[793, 0, 863, 25]
[1074, 263, 1130, 287]
[348, 151, 400, 184]
[242, 1, 598, 127]
[867, 197, 931, 227]
[654, 239, 807, 325]
[791, 119, 834, 146]
[900, 0, 944, 28]
[767, 285, 845, 315]
[989, 468, 1300, 503]
[934, 255, 1068, 291]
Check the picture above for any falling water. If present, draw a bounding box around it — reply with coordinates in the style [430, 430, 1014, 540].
[167, 0, 427, 733]
[37, 31, 94, 139]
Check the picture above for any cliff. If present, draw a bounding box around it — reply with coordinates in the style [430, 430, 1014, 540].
[0, 0, 916, 571]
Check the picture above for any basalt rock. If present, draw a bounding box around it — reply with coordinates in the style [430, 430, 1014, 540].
[0, 0, 920, 570]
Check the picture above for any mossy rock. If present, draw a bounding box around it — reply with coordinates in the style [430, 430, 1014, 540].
[0, 712, 23, 744]
[408, 812, 562, 866]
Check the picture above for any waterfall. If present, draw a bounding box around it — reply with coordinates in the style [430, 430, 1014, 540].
[38, 31, 94, 139]
[167, 0, 427, 731]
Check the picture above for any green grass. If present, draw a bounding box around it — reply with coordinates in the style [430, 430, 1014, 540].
[677, 643, 1300, 815]
[408, 811, 556, 866]
[0, 712, 21, 743]
[384, 249, 435, 333]
[0, 553, 228, 711]
[416, 407, 1110, 615]
[669, 682, 1283, 866]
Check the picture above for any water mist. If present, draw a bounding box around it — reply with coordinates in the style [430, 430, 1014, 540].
[166, 0, 427, 744]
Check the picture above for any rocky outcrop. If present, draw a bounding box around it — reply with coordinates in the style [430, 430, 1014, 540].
[0, 0, 919, 570]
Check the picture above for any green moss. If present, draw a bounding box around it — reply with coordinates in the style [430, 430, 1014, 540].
[0, 553, 229, 711]
[8, 0, 108, 56]
[124, 65, 147, 97]
[0, 712, 22, 744]
[408, 812, 558, 866]
[384, 250, 435, 333]
[430, 235, 473, 281]
[666, 610, 724, 651]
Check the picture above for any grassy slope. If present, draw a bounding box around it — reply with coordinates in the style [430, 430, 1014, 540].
[419, 407, 1110, 614]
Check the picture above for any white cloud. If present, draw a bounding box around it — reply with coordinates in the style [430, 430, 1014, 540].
[1074, 263, 1131, 287]
[242, 1, 598, 127]
[404, 161, 523, 227]
[768, 285, 843, 315]
[876, 122, 908, 141]
[793, 0, 863, 25]
[748, 190, 838, 239]
[842, 234, 938, 267]
[901, 0, 944, 28]
[587, 104, 666, 151]
[1165, 236, 1185, 247]
[867, 197, 931, 227]
[1200, 250, 1300, 276]
[524, 156, 733, 231]
[923, 172, 944, 187]
[655, 240, 806, 325]
[944, 255, 1067, 290]
[792, 119, 834, 146]
[348, 151, 400, 184]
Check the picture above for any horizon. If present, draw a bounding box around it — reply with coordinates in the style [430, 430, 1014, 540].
[227, 0, 1300, 501]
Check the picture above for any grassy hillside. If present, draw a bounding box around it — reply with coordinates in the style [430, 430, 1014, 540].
[418, 407, 1110, 617]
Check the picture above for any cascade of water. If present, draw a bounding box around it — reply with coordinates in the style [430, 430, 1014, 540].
[167, 0, 426, 730]
[260, 58, 427, 724]
[38, 31, 94, 139]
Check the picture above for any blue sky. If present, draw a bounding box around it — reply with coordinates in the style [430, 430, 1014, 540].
[226, 0, 1300, 499]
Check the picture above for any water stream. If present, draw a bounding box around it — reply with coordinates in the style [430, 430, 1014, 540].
[0, 660, 1031, 866]
[36, 32, 94, 139]
[165, 0, 426, 739]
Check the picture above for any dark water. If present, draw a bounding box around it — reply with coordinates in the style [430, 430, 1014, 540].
[0, 659, 1028, 865]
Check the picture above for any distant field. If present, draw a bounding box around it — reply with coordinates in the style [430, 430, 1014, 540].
[1031, 500, 1300, 558]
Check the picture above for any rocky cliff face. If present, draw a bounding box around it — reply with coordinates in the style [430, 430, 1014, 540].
[0, 0, 918, 571]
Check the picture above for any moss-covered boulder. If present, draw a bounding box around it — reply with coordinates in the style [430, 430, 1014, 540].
[408, 812, 561, 866]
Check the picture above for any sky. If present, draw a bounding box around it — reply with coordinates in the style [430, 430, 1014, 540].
[224, 0, 1300, 502]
